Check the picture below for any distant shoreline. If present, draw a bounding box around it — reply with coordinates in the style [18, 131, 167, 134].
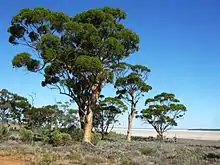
[188, 129, 220, 131]
[114, 127, 220, 132]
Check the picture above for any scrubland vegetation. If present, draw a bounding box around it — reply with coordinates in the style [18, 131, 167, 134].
[0, 5, 217, 165]
[0, 130, 220, 165]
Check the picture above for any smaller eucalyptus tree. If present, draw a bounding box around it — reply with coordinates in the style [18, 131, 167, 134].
[139, 92, 187, 139]
[115, 64, 152, 141]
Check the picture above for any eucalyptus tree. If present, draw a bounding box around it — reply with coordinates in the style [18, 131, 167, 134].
[115, 64, 152, 141]
[8, 7, 139, 143]
[0, 89, 31, 125]
[93, 97, 127, 139]
[139, 92, 187, 139]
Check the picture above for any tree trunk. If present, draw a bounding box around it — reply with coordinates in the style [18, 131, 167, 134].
[78, 107, 86, 130]
[83, 109, 93, 143]
[126, 103, 136, 142]
[83, 83, 101, 143]
[157, 132, 164, 141]
[80, 115, 85, 130]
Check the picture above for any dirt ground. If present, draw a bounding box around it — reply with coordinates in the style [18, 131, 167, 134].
[0, 156, 23, 165]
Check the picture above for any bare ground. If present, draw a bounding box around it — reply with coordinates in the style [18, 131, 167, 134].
[0, 156, 23, 165]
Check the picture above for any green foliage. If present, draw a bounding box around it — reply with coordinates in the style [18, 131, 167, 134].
[75, 55, 103, 72]
[9, 7, 140, 142]
[139, 147, 155, 156]
[121, 159, 132, 165]
[24, 105, 61, 129]
[68, 128, 101, 144]
[91, 132, 102, 144]
[42, 129, 72, 146]
[139, 92, 187, 138]
[105, 131, 126, 141]
[93, 97, 127, 139]
[69, 128, 84, 142]
[0, 89, 31, 123]
[39, 152, 57, 165]
[0, 126, 11, 142]
[114, 64, 152, 141]
[19, 128, 34, 143]
[115, 64, 152, 101]
[56, 102, 79, 129]
[11, 52, 40, 71]
[24, 102, 79, 130]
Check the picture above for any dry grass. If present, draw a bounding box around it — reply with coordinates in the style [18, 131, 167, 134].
[0, 138, 220, 165]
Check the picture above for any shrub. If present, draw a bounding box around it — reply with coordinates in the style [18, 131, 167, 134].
[67, 150, 83, 164]
[40, 152, 57, 165]
[42, 129, 72, 146]
[69, 128, 101, 144]
[92, 132, 102, 144]
[139, 147, 155, 156]
[0, 126, 11, 142]
[61, 132, 72, 143]
[69, 128, 84, 142]
[19, 128, 34, 143]
[121, 159, 132, 165]
[84, 155, 107, 164]
[105, 131, 126, 142]
[204, 152, 220, 159]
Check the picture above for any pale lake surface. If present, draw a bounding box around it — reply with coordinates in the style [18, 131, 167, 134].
[113, 128, 220, 141]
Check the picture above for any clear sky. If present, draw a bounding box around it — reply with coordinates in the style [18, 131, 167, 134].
[0, 0, 220, 129]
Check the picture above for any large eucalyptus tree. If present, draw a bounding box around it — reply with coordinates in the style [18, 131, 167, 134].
[8, 7, 139, 143]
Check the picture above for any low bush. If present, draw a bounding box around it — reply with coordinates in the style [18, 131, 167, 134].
[42, 129, 72, 146]
[69, 128, 101, 144]
[139, 147, 155, 156]
[0, 125, 11, 142]
[204, 152, 220, 159]
[121, 159, 132, 165]
[39, 152, 57, 165]
[19, 128, 34, 143]
[92, 132, 102, 144]
[69, 128, 84, 142]
[105, 131, 126, 142]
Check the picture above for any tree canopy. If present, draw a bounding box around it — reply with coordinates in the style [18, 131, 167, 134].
[139, 92, 187, 139]
[8, 6, 140, 143]
[0, 89, 31, 124]
[93, 97, 127, 139]
[24, 102, 79, 130]
[114, 63, 152, 141]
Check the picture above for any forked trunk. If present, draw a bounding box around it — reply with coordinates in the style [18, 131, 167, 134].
[83, 108, 93, 143]
[126, 103, 136, 142]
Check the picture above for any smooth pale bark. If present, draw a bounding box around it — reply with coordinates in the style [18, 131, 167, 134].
[83, 83, 100, 143]
[83, 109, 93, 143]
[126, 103, 136, 142]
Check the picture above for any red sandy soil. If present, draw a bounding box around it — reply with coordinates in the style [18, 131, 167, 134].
[0, 156, 23, 165]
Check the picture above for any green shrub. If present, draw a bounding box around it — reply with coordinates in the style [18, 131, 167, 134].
[0, 125, 11, 142]
[19, 128, 34, 143]
[42, 129, 72, 146]
[105, 131, 126, 142]
[61, 132, 72, 143]
[92, 132, 102, 144]
[69, 128, 84, 142]
[121, 159, 132, 165]
[40, 152, 57, 165]
[139, 147, 155, 156]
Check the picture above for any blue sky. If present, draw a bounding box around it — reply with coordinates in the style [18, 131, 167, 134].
[0, 0, 220, 129]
